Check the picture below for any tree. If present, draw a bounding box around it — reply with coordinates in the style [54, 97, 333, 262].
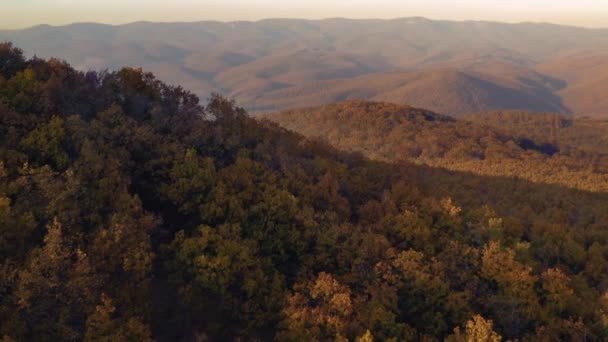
[446, 315, 502, 342]
[15, 218, 100, 340]
[375, 249, 455, 337]
[161, 148, 215, 216]
[21, 116, 69, 169]
[85, 293, 153, 342]
[281, 272, 355, 341]
[540, 268, 574, 316]
[89, 194, 156, 318]
[357, 330, 374, 342]
[167, 224, 284, 337]
[0, 42, 25, 79]
[480, 241, 539, 337]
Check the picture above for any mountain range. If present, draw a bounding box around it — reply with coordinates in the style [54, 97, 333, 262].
[2, 18, 608, 116]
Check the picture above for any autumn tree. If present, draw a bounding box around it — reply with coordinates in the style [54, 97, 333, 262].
[446, 314, 502, 342]
[85, 293, 153, 342]
[281, 272, 355, 341]
[15, 218, 100, 340]
[480, 241, 539, 337]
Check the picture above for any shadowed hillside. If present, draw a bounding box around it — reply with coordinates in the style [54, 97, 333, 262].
[465, 110, 608, 155]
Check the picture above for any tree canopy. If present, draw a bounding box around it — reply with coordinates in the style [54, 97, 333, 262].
[1, 43, 608, 341]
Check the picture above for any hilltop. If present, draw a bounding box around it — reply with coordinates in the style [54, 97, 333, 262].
[264, 100, 608, 191]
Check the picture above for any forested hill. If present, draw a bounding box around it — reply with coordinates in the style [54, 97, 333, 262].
[3, 42, 608, 341]
[264, 100, 608, 192]
[464, 110, 608, 155]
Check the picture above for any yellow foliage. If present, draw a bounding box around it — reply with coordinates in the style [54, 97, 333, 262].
[441, 197, 462, 218]
[446, 315, 502, 342]
[465, 315, 502, 342]
[541, 268, 573, 314]
[284, 272, 354, 340]
[481, 241, 535, 289]
[599, 292, 608, 328]
[357, 330, 374, 342]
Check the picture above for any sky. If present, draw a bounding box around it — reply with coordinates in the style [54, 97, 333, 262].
[1, 0, 607, 29]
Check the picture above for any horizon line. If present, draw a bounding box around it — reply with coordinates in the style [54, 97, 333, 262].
[1, 16, 606, 31]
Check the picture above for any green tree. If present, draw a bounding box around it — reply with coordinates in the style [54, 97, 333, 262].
[21, 116, 69, 169]
[161, 148, 215, 216]
[0, 42, 25, 79]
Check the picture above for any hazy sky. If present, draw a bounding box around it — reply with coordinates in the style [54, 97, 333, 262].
[2, 0, 607, 29]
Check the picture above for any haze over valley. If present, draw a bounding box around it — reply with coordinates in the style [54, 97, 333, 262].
[3, 18, 608, 116]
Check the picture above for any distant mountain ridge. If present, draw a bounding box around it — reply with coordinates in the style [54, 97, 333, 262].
[2, 18, 608, 116]
[249, 68, 571, 115]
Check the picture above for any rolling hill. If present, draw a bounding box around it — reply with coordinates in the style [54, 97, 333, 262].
[250, 67, 569, 115]
[537, 54, 608, 117]
[2, 18, 608, 115]
[464, 110, 608, 155]
[264, 100, 608, 191]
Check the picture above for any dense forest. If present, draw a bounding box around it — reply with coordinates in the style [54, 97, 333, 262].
[265, 101, 608, 192]
[464, 110, 608, 157]
[2, 42, 608, 341]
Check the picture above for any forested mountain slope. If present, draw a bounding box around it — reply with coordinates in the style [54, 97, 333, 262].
[264, 100, 608, 192]
[3, 43, 608, 341]
[465, 110, 608, 155]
